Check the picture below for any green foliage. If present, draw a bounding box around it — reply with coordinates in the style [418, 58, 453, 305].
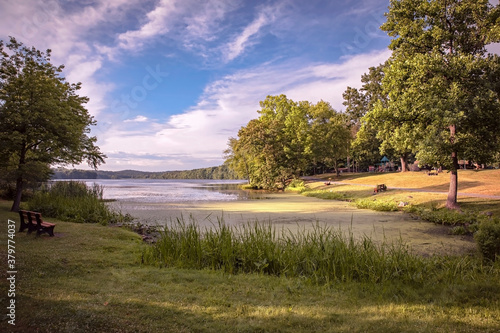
[225, 95, 351, 189]
[343, 66, 389, 171]
[475, 219, 500, 262]
[375, 0, 500, 207]
[25, 181, 130, 224]
[303, 189, 349, 201]
[0, 37, 105, 211]
[355, 198, 399, 212]
[405, 206, 479, 227]
[285, 179, 307, 193]
[308, 101, 351, 176]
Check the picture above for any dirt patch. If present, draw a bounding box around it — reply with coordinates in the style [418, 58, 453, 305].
[109, 192, 477, 257]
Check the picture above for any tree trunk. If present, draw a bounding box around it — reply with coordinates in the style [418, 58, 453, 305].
[446, 125, 460, 210]
[11, 177, 24, 212]
[446, 165, 459, 210]
[400, 156, 407, 172]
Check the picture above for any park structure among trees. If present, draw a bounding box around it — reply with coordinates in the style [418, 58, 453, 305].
[0, 37, 106, 212]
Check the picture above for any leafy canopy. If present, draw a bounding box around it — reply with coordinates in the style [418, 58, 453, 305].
[0, 37, 106, 210]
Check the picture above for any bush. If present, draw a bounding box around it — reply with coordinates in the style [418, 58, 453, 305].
[25, 181, 130, 224]
[475, 219, 500, 261]
[303, 190, 348, 201]
[286, 179, 307, 193]
[355, 198, 399, 212]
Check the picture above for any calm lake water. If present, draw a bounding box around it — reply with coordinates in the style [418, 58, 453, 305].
[78, 179, 248, 203]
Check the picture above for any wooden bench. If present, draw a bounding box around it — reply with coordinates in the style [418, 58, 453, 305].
[18, 210, 56, 237]
[373, 184, 387, 193]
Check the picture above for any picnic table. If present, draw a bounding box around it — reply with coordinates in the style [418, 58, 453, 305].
[373, 184, 387, 193]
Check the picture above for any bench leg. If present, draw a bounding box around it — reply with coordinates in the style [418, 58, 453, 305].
[37, 226, 55, 237]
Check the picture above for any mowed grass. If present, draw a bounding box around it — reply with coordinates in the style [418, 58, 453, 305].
[1, 200, 500, 332]
[305, 169, 500, 216]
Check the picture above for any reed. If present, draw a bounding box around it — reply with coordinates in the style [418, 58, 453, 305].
[142, 217, 491, 285]
[25, 180, 130, 224]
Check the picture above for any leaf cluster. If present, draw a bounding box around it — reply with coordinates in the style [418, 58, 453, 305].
[225, 95, 351, 189]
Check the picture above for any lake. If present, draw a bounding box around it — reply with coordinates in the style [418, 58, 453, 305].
[78, 179, 249, 203]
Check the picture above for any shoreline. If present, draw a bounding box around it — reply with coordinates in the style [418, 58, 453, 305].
[110, 192, 476, 257]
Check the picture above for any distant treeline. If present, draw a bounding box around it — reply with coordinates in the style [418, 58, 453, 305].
[52, 165, 240, 180]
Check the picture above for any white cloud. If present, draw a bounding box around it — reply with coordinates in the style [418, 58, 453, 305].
[125, 115, 149, 123]
[117, 0, 177, 50]
[223, 11, 274, 62]
[221, 2, 290, 62]
[96, 49, 391, 171]
[0, 0, 140, 118]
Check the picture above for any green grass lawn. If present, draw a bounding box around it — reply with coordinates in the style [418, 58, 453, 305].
[1, 200, 500, 332]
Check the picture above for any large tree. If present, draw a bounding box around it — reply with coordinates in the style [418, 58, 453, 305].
[308, 101, 351, 177]
[376, 0, 500, 209]
[343, 65, 387, 171]
[225, 95, 311, 189]
[0, 37, 106, 211]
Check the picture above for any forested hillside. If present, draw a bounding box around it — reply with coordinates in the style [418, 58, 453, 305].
[52, 165, 239, 180]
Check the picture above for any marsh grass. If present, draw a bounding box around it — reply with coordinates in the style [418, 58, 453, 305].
[142, 217, 494, 285]
[25, 181, 130, 224]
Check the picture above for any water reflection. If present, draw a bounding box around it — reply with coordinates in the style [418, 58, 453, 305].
[63, 179, 275, 203]
[194, 183, 276, 200]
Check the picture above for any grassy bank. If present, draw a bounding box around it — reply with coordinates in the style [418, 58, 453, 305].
[299, 170, 500, 229]
[1, 200, 500, 332]
[301, 169, 500, 214]
[297, 170, 500, 260]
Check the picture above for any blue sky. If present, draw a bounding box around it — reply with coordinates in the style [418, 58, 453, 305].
[2, 0, 402, 171]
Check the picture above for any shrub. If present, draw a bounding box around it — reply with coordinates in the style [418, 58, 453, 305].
[303, 190, 348, 201]
[405, 206, 478, 226]
[26, 181, 130, 224]
[286, 179, 307, 193]
[475, 219, 500, 262]
[355, 198, 399, 212]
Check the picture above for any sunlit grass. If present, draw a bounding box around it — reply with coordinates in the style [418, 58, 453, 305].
[304, 171, 500, 216]
[314, 169, 500, 196]
[2, 200, 499, 332]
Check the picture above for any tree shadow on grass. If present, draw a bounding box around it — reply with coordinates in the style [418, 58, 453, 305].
[12, 279, 500, 333]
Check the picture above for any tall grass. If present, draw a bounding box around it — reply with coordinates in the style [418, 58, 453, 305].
[142, 218, 495, 285]
[25, 181, 130, 224]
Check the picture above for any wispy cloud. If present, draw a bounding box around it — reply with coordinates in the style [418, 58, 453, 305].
[96, 49, 391, 171]
[0, 0, 140, 117]
[223, 9, 276, 62]
[117, 0, 176, 50]
[124, 115, 149, 123]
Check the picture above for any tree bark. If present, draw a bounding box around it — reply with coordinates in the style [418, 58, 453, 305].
[400, 155, 407, 172]
[446, 125, 460, 210]
[11, 177, 23, 212]
[446, 165, 459, 210]
[11, 143, 27, 212]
